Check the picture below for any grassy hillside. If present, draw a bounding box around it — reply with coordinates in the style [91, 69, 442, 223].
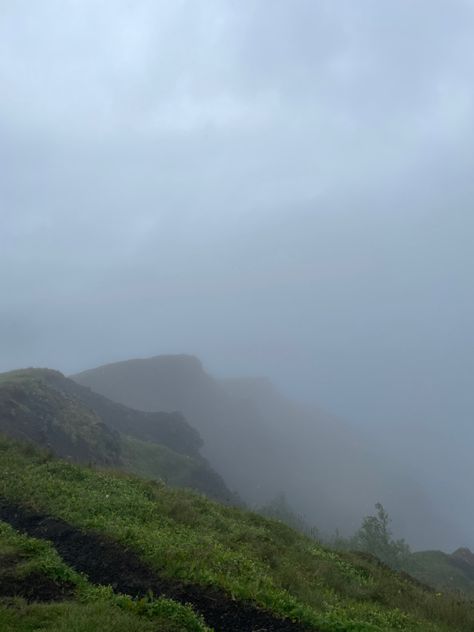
[0, 369, 121, 465]
[0, 437, 473, 632]
[45, 368, 204, 458]
[121, 435, 235, 501]
[406, 550, 474, 598]
[0, 368, 233, 503]
[0, 514, 209, 632]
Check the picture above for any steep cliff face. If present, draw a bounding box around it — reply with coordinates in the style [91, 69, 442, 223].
[39, 368, 203, 458]
[0, 370, 121, 465]
[0, 368, 234, 503]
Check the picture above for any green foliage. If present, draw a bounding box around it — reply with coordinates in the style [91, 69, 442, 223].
[405, 550, 474, 597]
[0, 372, 121, 465]
[0, 520, 81, 585]
[329, 505, 474, 602]
[0, 602, 159, 632]
[0, 599, 210, 632]
[0, 519, 210, 632]
[258, 492, 319, 539]
[1, 437, 474, 631]
[99, 591, 210, 632]
[121, 434, 224, 499]
[350, 504, 411, 571]
[0, 368, 231, 502]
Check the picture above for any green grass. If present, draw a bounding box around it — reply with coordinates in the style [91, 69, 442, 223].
[406, 550, 474, 597]
[1, 438, 474, 631]
[0, 369, 39, 384]
[0, 371, 121, 464]
[0, 596, 209, 632]
[0, 520, 79, 587]
[0, 368, 230, 501]
[121, 434, 213, 489]
[0, 602, 158, 632]
[0, 519, 210, 632]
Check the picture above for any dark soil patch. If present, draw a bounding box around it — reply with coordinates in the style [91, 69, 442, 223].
[0, 569, 75, 602]
[0, 500, 314, 632]
[0, 551, 75, 602]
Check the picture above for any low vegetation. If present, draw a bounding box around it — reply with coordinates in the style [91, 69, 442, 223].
[329, 503, 411, 571]
[0, 518, 210, 632]
[261, 492, 474, 607]
[121, 435, 235, 501]
[0, 368, 232, 502]
[405, 550, 474, 598]
[1, 437, 474, 631]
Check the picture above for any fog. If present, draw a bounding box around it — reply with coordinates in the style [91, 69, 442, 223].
[1, 1, 474, 550]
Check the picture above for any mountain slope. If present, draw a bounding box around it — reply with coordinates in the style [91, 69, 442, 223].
[1, 436, 473, 632]
[0, 511, 210, 632]
[0, 369, 121, 465]
[72, 355, 449, 546]
[406, 548, 474, 598]
[25, 368, 203, 457]
[120, 435, 234, 500]
[0, 368, 232, 502]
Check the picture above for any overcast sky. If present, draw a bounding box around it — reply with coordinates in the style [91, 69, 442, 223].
[2, 1, 474, 543]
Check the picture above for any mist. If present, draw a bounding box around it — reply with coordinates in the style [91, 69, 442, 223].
[2, 1, 474, 551]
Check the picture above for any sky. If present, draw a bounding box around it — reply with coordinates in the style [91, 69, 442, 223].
[1, 1, 474, 546]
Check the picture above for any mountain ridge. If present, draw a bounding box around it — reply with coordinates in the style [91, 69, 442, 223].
[0, 367, 233, 502]
[72, 354, 455, 549]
